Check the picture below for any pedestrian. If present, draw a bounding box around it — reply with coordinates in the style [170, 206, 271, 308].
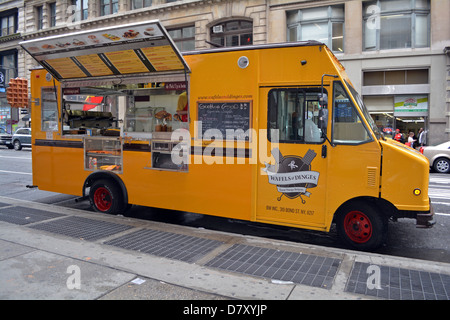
[406, 131, 416, 148]
[393, 129, 404, 143]
[418, 128, 427, 147]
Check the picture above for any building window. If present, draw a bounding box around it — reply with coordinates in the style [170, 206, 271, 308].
[366, 96, 428, 141]
[0, 51, 17, 83]
[70, 0, 89, 21]
[210, 20, 253, 48]
[36, 6, 44, 30]
[131, 0, 152, 10]
[100, 0, 119, 16]
[0, 12, 17, 37]
[49, 3, 57, 27]
[363, 69, 429, 86]
[287, 5, 344, 53]
[168, 26, 195, 52]
[363, 0, 430, 50]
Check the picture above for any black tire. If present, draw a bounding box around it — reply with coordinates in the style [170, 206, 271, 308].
[433, 158, 450, 174]
[89, 179, 124, 214]
[13, 140, 22, 151]
[336, 200, 387, 251]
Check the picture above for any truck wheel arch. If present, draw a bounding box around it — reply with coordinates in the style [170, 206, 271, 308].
[333, 197, 396, 223]
[333, 197, 392, 251]
[83, 171, 128, 213]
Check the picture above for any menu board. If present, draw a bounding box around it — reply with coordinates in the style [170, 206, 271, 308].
[103, 50, 147, 74]
[140, 45, 185, 71]
[43, 57, 87, 79]
[20, 20, 189, 81]
[74, 54, 114, 77]
[197, 101, 252, 141]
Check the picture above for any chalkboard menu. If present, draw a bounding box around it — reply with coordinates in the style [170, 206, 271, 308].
[197, 101, 252, 141]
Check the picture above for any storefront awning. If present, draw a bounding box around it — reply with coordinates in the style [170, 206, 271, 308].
[20, 20, 190, 82]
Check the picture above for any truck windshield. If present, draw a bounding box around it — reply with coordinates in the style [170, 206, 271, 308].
[345, 81, 383, 140]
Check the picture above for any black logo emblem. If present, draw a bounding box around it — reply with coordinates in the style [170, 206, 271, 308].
[264, 148, 319, 203]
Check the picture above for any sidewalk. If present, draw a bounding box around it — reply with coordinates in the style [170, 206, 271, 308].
[0, 196, 449, 301]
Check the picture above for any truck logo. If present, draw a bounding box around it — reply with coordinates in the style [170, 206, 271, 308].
[288, 160, 298, 170]
[263, 149, 319, 203]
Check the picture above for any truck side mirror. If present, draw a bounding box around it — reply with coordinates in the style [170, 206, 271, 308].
[318, 93, 328, 132]
[317, 94, 335, 147]
[318, 106, 328, 133]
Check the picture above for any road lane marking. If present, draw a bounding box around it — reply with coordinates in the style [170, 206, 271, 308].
[429, 187, 450, 199]
[0, 169, 32, 175]
[0, 155, 31, 160]
[429, 178, 450, 184]
[432, 201, 450, 206]
[435, 212, 450, 216]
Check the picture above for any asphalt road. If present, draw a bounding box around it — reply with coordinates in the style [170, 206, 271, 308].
[1, 146, 449, 263]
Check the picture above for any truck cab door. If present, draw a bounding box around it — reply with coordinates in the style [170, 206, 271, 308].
[256, 87, 329, 231]
[326, 81, 381, 222]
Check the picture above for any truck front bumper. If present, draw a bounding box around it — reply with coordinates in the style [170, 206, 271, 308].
[394, 199, 435, 228]
[416, 200, 435, 228]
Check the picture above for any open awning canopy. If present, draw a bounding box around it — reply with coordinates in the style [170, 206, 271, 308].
[20, 20, 190, 83]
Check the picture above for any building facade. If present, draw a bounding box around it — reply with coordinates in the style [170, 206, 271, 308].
[1, 0, 449, 144]
[0, 0, 24, 131]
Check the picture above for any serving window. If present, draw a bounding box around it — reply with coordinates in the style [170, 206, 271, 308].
[23, 20, 191, 173]
[61, 82, 188, 138]
[123, 83, 188, 139]
[62, 87, 122, 136]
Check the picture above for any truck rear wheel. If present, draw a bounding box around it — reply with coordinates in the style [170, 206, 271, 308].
[89, 179, 124, 214]
[336, 200, 387, 251]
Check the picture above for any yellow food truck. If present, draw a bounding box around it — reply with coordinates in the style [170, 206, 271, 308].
[21, 20, 434, 251]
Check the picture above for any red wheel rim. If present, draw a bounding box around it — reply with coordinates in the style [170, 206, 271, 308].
[93, 187, 112, 212]
[343, 211, 372, 244]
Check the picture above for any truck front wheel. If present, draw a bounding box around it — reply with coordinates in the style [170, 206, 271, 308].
[89, 179, 124, 214]
[336, 201, 387, 251]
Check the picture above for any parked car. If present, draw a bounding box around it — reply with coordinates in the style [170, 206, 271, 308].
[420, 141, 450, 173]
[0, 127, 13, 149]
[11, 127, 32, 151]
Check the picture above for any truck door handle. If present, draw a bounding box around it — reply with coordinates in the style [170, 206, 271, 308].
[321, 145, 327, 158]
